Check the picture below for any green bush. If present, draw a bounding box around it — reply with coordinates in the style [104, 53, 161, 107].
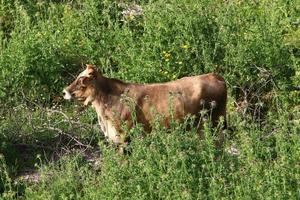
[17, 112, 300, 199]
[0, 0, 299, 104]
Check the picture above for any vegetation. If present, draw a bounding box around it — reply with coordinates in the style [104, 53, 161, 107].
[0, 0, 299, 199]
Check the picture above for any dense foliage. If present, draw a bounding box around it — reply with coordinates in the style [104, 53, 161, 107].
[0, 0, 299, 199]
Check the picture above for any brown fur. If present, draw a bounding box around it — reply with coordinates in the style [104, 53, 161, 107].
[63, 64, 227, 148]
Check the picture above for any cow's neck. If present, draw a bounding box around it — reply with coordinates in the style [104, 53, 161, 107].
[91, 75, 128, 110]
[91, 75, 127, 132]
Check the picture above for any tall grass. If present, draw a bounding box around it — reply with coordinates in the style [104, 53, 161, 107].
[12, 110, 299, 199]
[0, 0, 299, 100]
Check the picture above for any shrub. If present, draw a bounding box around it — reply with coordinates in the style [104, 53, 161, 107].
[0, 0, 298, 107]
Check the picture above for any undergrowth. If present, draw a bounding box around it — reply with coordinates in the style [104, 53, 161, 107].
[2, 107, 299, 199]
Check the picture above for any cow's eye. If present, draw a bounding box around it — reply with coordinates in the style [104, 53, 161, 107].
[76, 77, 85, 85]
[76, 85, 81, 90]
[78, 77, 84, 82]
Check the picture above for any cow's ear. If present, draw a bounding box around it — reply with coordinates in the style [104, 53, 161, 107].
[79, 76, 90, 87]
[86, 64, 95, 70]
[86, 64, 97, 77]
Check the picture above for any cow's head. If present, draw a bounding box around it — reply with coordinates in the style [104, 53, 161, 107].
[63, 64, 98, 105]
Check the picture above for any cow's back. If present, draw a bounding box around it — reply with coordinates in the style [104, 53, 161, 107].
[127, 73, 227, 129]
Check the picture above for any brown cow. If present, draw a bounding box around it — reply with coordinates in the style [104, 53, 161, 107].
[63, 64, 227, 151]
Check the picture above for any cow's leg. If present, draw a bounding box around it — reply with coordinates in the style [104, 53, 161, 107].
[196, 107, 227, 149]
[212, 105, 227, 149]
[110, 119, 132, 155]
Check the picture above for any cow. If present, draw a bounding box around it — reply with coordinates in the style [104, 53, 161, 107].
[63, 64, 227, 152]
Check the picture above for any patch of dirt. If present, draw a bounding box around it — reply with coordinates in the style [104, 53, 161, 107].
[13, 147, 102, 183]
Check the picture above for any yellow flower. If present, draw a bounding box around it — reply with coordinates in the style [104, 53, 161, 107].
[127, 14, 134, 21]
[164, 52, 171, 59]
[181, 44, 189, 49]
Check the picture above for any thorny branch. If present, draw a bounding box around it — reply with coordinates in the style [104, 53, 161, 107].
[16, 90, 102, 153]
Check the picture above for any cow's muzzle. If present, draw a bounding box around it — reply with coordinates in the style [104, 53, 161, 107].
[63, 89, 72, 100]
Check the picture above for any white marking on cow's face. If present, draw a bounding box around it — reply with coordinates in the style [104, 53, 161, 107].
[63, 89, 72, 100]
[78, 68, 89, 78]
